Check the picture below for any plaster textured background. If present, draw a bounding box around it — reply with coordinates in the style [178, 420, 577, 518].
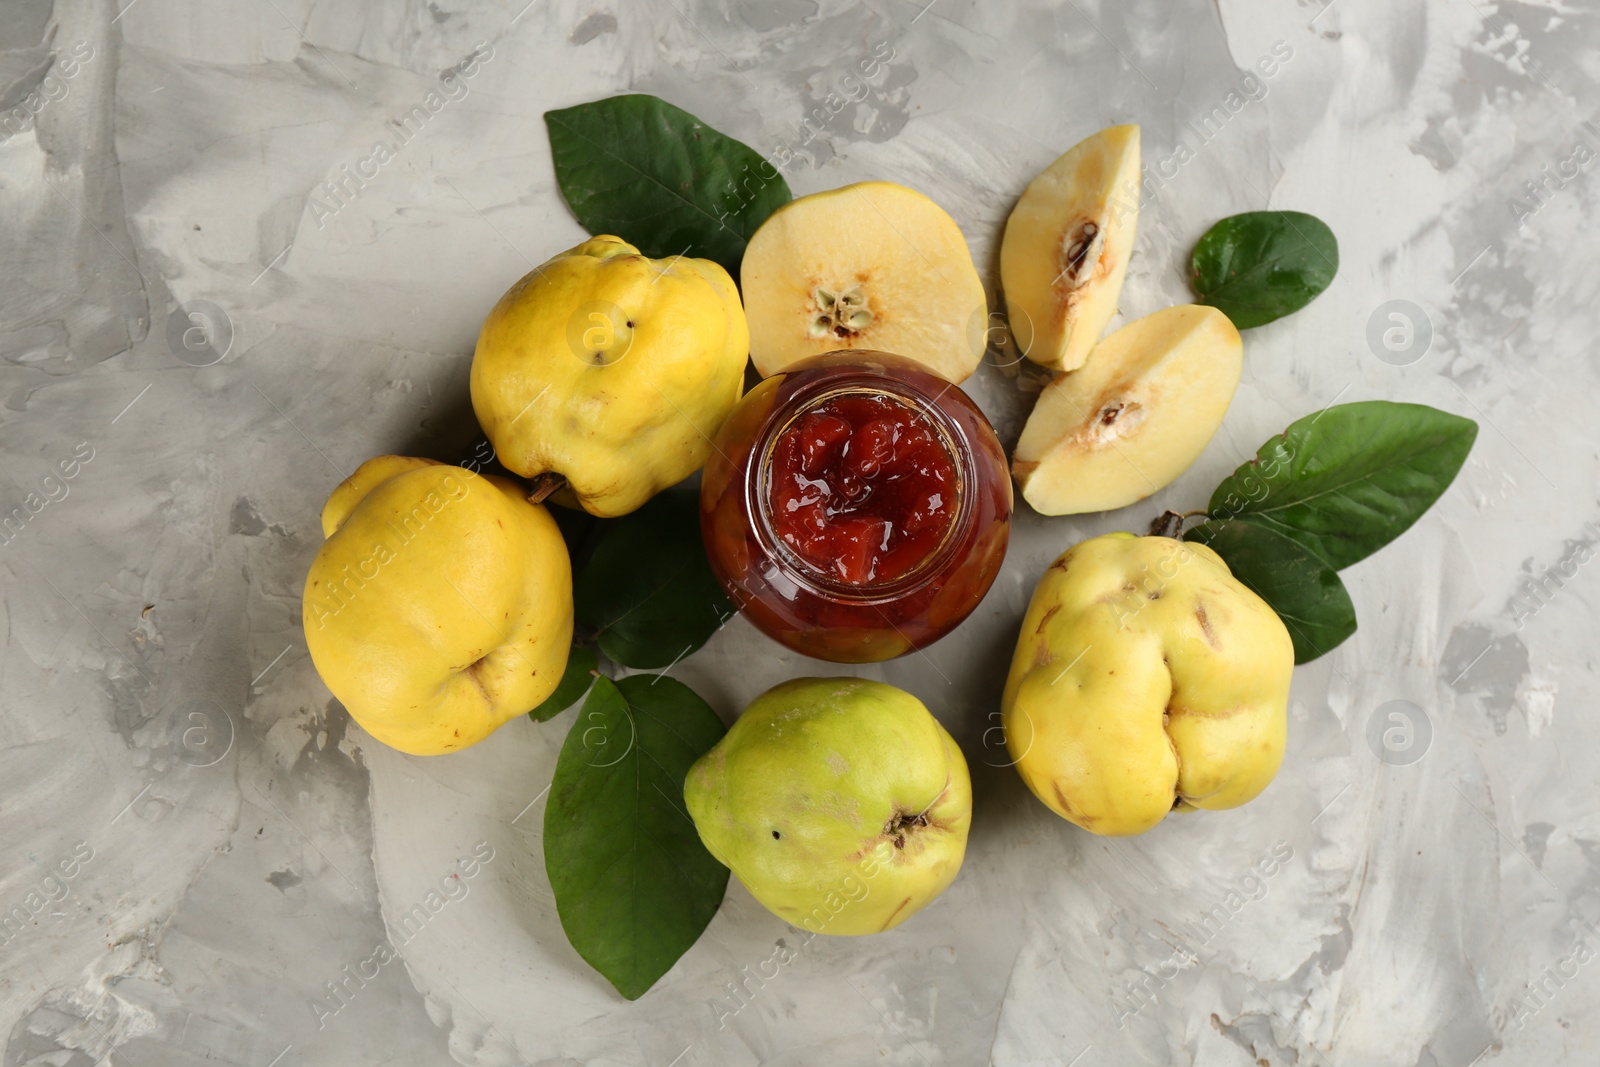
[2, 1, 1598, 1064]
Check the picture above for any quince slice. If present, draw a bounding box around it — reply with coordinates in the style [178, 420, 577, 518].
[741, 182, 987, 384]
[1001, 125, 1140, 371]
[1013, 304, 1242, 516]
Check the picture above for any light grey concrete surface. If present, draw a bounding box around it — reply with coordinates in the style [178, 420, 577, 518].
[3, 0, 1598, 1064]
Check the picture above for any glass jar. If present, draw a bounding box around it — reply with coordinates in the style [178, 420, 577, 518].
[701, 351, 1012, 662]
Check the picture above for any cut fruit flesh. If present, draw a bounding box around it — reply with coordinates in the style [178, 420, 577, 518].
[1001, 125, 1141, 372]
[742, 181, 988, 384]
[1013, 304, 1242, 516]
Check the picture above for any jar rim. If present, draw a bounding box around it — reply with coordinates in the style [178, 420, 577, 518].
[745, 369, 977, 603]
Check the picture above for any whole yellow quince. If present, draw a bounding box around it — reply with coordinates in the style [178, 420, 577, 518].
[470, 236, 749, 517]
[303, 456, 573, 756]
[685, 678, 971, 935]
[1002, 533, 1293, 836]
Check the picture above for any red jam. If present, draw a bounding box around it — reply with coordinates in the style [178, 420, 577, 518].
[767, 394, 958, 586]
[701, 351, 1011, 663]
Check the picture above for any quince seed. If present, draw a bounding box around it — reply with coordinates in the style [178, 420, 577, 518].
[1061, 221, 1102, 287]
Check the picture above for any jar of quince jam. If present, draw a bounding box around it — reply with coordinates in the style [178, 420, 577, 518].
[700, 351, 1011, 662]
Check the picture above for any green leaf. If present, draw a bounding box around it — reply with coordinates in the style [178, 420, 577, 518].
[550, 505, 601, 574]
[545, 94, 792, 276]
[529, 646, 599, 723]
[575, 489, 735, 669]
[1186, 519, 1356, 664]
[1207, 401, 1478, 569]
[1190, 210, 1338, 328]
[544, 675, 729, 1000]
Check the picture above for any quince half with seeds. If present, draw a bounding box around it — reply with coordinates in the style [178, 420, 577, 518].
[741, 182, 988, 384]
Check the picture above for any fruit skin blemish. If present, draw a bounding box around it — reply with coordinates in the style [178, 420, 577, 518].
[701, 351, 1011, 663]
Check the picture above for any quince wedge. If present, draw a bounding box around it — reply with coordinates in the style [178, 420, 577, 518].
[1013, 304, 1242, 516]
[303, 456, 573, 756]
[741, 182, 988, 384]
[1002, 533, 1293, 836]
[471, 236, 748, 518]
[1001, 125, 1140, 371]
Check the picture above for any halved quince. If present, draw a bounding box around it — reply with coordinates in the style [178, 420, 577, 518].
[741, 182, 987, 384]
[1012, 304, 1242, 516]
[1001, 125, 1140, 371]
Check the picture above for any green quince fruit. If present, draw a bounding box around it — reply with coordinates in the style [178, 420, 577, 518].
[1003, 532, 1294, 836]
[684, 678, 971, 936]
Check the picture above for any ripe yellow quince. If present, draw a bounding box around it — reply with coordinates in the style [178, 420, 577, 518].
[1002, 533, 1293, 836]
[685, 678, 971, 935]
[471, 236, 749, 518]
[303, 456, 573, 756]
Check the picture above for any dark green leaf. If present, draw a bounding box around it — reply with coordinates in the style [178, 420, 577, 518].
[575, 489, 734, 669]
[545, 94, 792, 276]
[1186, 519, 1356, 664]
[529, 646, 599, 723]
[1207, 401, 1478, 569]
[544, 675, 729, 1000]
[1190, 210, 1338, 328]
[550, 504, 601, 574]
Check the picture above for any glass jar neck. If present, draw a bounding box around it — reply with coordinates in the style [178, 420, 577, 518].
[748, 371, 974, 603]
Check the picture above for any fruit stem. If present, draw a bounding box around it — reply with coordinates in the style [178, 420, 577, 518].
[527, 473, 566, 505]
[1149, 510, 1186, 539]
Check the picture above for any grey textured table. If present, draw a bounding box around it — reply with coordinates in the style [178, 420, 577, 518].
[3, 1, 1596, 1064]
